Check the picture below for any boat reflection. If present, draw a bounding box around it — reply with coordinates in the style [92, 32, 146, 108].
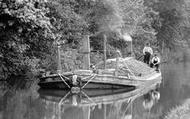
[38, 83, 161, 119]
[143, 89, 160, 110]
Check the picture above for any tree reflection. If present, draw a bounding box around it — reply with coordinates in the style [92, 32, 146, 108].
[1, 87, 46, 119]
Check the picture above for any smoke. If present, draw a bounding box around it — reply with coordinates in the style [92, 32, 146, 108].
[97, 0, 124, 33]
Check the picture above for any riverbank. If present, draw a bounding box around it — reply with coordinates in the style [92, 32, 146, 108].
[164, 99, 190, 119]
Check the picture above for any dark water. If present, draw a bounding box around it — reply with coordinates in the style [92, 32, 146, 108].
[1, 61, 190, 119]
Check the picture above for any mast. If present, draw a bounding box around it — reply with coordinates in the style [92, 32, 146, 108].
[131, 40, 133, 56]
[115, 50, 121, 76]
[103, 34, 107, 69]
[57, 37, 62, 74]
[83, 35, 91, 70]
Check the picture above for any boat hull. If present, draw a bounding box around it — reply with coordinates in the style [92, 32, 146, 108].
[38, 80, 136, 89]
[38, 71, 162, 90]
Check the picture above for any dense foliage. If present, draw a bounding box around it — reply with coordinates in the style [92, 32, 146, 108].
[145, 0, 190, 49]
[0, 0, 55, 80]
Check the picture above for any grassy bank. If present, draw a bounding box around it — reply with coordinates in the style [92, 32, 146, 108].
[164, 99, 190, 119]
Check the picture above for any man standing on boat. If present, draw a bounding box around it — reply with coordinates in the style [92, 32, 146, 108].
[150, 53, 160, 72]
[143, 43, 153, 65]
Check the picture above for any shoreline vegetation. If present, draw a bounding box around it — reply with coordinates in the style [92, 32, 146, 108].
[164, 99, 190, 119]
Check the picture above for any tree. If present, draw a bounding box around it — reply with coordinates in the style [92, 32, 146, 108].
[0, 0, 54, 80]
[145, 0, 190, 49]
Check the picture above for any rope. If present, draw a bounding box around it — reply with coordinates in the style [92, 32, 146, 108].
[58, 91, 71, 105]
[58, 74, 71, 89]
[60, 74, 70, 80]
[82, 73, 94, 80]
[81, 74, 97, 89]
[81, 91, 96, 105]
[137, 55, 144, 61]
[122, 98, 133, 118]
[63, 49, 123, 55]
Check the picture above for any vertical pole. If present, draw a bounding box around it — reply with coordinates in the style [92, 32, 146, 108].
[131, 41, 133, 57]
[57, 42, 62, 74]
[162, 41, 165, 86]
[115, 57, 119, 76]
[87, 106, 91, 119]
[83, 35, 90, 70]
[131, 100, 133, 119]
[162, 41, 164, 55]
[104, 104, 107, 119]
[103, 34, 107, 69]
[115, 50, 120, 76]
[58, 103, 61, 119]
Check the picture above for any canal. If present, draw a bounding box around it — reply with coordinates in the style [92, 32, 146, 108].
[0, 54, 190, 119]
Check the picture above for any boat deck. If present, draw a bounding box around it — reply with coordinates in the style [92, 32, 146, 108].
[39, 57, 162, 89]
